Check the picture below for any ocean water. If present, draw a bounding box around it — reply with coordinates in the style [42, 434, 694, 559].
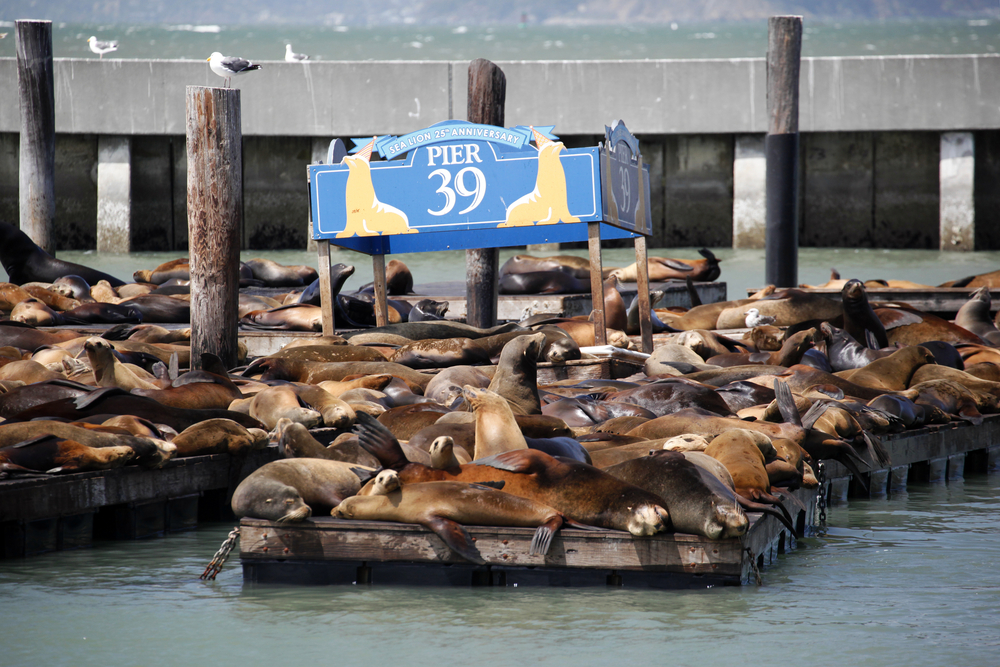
[0, 18, 998, 62]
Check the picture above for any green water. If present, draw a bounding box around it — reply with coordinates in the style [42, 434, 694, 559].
[1, 474, 997, 667]
[0, 18, 998, 62]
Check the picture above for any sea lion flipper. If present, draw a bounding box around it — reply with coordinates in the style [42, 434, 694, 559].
[469, 480, 506, 491]
[734, 493, 796, 535]
[349, 466, 379, 485]
[864, 329, 879, 351]
[685, 276, 702, 307]
[773, 380, 802, 426]
[353, 412, 410, 469]
[861, 431, 891, 468]
[658, 258, 693, 272]
[424, 516, 485, 565]
[529, 516, 563, 556]
[471, 452, 533, 474]
[73, 386, 130, 410]
[800, 400, 830, 430]
[169, 353, 179, 381]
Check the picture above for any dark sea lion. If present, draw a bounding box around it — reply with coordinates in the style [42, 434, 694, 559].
[170, 418, 268, 457]
[0, 221, 125, 287]
[354, 413, 669, 535]
[60, 301, 144, 325]
[116, 294, 190, 323]
[822, 322, 893, 371]
[0, 379, 94, 419]
[900, 379, 992, 425]
[625, 290, 677, 335]
[499, 270, 590, 294]
[389, 337, 491, 369]
[916, 341, 965, 370]
[605, 450, 749, 539]
[604, 378, 734, 417]
[333, 478, 579, 563]
[335, 293, 400, 328]
[954, 286, 1000, 346]
[296, 263, 355, 307]
[714, 381, 777, 413]
[343, 320, 523, 342]
[487, 332, 545, 415]
[243, 257, 318, 287]
[841, 279, 889, 349]
[7, 386, 264, 432]
[408, 299, 449, 322]
[499, 254, 593, 280]
[0, 435, 136, 474]
[231, 459, 372, 523]
[523, 436, 591, 464]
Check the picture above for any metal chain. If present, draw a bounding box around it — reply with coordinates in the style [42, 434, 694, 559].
[815, 461, 828, 536]
[200, 527, 240, 581]
[745, 548, 762, 586]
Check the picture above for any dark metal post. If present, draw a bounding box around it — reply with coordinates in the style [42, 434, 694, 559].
[465, 58, 505, 328]
[765, 16, 802, 288]
[186, 86, 242, 370]
[16, 20, 56, 253]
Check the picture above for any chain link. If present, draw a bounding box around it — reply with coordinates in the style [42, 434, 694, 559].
[815, 461, 828, 536]
[200, 527, 240, 581]
[745, 548, 762, 586]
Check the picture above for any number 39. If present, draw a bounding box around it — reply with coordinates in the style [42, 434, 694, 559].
[427, 167, 487, 216]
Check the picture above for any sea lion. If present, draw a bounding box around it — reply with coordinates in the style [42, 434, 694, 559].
[596, 274, 628, 333]
[317, 374, 395, 398]
[0, 282, 33, 309]
[60, 301, 145, 325]
[840, 279, 889, 349]
[242, 358, 433, 392]
[954, 286, 1000, 346]
[499, 254, 593, 280]
[625, 290, 676, 335]
[877, 305, 984, 347]
[716, 289, 842, 329]
[408, 299, 449, 322]
[355, 258, 414, 296]
[296, 263, 355, 306]
[377, 403, 451, 441]
[21, 283, 81, 311]
[0, 435, 136, 474]
[243, 258, 318, 287]
[610, 248, 721, 283]
[231, 459, 373, 523]
[604, 450, 749, 539]
[0, 221, 125, 287]
[0, 379, 94, 419]
[706, 328, 816, 368]
[84, 337, 161, 391]
[270, 345, 387, 364]
[939, 269, 1000, 289]
[836, 345, 936, 392]
[114, 294, 189, 323]
[389, 337, 491, 369]
[333, 479, 578, 563]
[51, 275, 94, 302]
[342, 320, 522, 342]
[0, 420, 175, 469]
[0, 360, 65, 384]
[658, 286, 776, 331]
[170, 418, 268, 457]
[249, 385, 323, 431]
[604, 378, 734, 417]
[464, 385, 529, 460]
[424, 366, 491, 409]
[10, 298, 63, 326]
[899, 379, 992, 425]
[276, 420, 379, 467]
[822, 322, 893, 371]
[428, 435, 470, 468]
[241, 304, 324, 332]
[487, 332, 545, 415]
[354, 413, 670, 536]
[499, 270, 590, 295]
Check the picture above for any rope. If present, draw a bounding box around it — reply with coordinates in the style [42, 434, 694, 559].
[200, 527, 240, 581]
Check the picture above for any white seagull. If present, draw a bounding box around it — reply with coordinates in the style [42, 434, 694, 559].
[87, 36, 118, 58]
[207, 52, 262, 88]
[285, 44, 309, 62]
[744, 307, 776, 328]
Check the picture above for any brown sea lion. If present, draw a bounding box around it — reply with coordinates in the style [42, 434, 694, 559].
[464, 385, 529, 460]
[899, 379, 993, 425]
[836, 345, 936, 392]
[333, 479, 579, 563]
[171, 418, 268, 457]
[604, 450, 749, 539]
[428, 435, 470, 468]
[131, 370, 244, 411]
[716, 289, 842, 329]
[0, 420, 175, 469]
[939, 269, 1000, 289]
[0, 282, 33, 310]
[877, 305, 984, 347]
[21, 283, 81, 311]
[377, 403, 451, 441]
[354, 413, 669, 536]
[249, 385, 323, 431]
[610, 248, 721, 283]
[10, 298, 63, 326]
[84, 337, 161, 391]
[423, 366, 491, 409]
[0, 435, 136, 474]
[389, 337, 491, 369]
[707, 328, 816, 367]
[658, 286, 776, 331]
[231, 459, 373, 523]
[241, 304, 324, 332]
[242, 358, 432, 392]
[276, 421, 380, 468]
[0, 360, 65, 384]
[243, 258, 318, 287]
[703, 430, 795, 527]
[598, 274, 628, 333]
[487, 332, 545, 415]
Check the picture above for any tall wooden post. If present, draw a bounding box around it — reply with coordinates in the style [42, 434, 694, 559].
[764, 16, 802, 288]
[186, 86, 242, 370]
[16, 20, 56, 253]
[465, 58, 505, 328]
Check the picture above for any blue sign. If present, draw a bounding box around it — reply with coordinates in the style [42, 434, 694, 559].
[309, 120, 646, 256]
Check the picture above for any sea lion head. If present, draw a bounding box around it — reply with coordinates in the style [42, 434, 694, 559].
[711, 503, 749, 539]
[625, 503, 670, 536]
[269, 486, 312, 524]
[369, 469, 401, 496]
[842, 278, 867, 304]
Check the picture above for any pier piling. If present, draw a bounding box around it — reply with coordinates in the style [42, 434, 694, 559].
[186, 86, 243, 369]
[15, 20, 56, 253]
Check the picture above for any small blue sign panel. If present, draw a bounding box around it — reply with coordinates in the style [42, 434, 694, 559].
[309, 120, 648, 256]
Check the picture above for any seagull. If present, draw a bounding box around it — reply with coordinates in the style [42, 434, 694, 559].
[285, 44, 309, 62]
[745, 307, 776, 328]
[207, 52, 262, 88]
[87, 36, 118, 59]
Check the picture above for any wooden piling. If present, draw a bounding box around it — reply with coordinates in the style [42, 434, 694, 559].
[16, 20, 56, 253]
[186, 86, 242, 370]
[465, 58, 505, 329]
[764, 15, 802, 288]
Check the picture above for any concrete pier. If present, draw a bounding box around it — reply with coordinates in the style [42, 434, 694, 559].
[939, 131, 975, 251]
[732, 135, 766, 249]
[96, 135, 131, 252]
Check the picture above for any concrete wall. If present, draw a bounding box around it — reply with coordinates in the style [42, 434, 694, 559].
[1, 55, 998, 252]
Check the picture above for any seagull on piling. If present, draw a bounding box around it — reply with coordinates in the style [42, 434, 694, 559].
[87, 36, 118, 58]
[207, 52, 262, 88]
[745, 307, 776, 328]
[285, 44, 309, 62]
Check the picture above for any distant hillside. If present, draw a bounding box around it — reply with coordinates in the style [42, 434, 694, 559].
[3, 0, 997, 26]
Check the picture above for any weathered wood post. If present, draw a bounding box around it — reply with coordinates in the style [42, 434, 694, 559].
[764, 15, 802, 288]
[465, 58, 505, 329]
[186, 86, 242, 370]
[16, 20, 56, 252]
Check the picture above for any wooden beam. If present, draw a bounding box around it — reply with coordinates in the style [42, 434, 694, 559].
[317, 239, 336, 335]
[372, 253, 389, 327]
[588, 222, 608, 346]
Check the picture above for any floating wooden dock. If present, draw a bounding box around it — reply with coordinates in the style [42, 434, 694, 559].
[745, 287, 999, 317]
[0, 447, 279, 558]
[239, 485, 814, 589]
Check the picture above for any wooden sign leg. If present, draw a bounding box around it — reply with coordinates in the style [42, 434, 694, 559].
[372, 254, 389, 327]
[634, 235, 654, 354]
[317, 239, 336, 335]
[588, 222, 608, 347]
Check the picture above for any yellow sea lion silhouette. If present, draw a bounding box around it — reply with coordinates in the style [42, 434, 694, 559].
[499, 141, 580, 228]
[338, 155, 416, 238]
